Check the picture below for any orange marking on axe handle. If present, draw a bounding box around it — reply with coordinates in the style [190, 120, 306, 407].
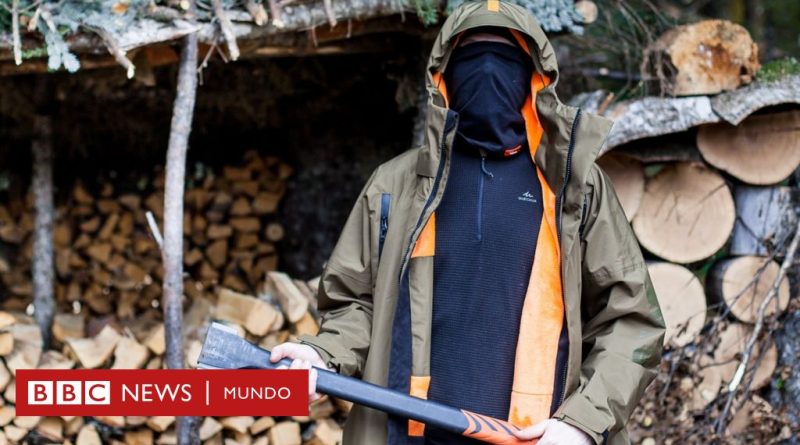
[460, 410, 538, 444]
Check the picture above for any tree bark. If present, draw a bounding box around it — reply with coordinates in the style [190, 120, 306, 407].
[31, 79, 55, 349]
[163, 1, 199, 442]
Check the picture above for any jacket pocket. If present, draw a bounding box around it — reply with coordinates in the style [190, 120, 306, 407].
[379, 192, 391, 259]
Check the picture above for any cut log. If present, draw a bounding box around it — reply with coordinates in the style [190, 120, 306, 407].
[112, 336, 150, 369]
[145, 417, 175, 433]
[0, 313, 14, 330]
[143, 323, 166, 356]
[6, 324, 43, 373]
[198, 418, 222, 441]
[12, 416, 39, 429]
[53, 313, 85, 342]
[267, 421, 301, 445]
[76, 424, 102, 445]
[35, 417, 63, 441]
[712, 322, 778, 390]
[643, 20, 760, 96]
[730, 186, 800, 256]
[264, 223, 284, 242]
[305, 418, 343, 445]
[0, 361, 10, 391]
[596, 152, 645, 221]
[4, 425, 27, 443]
[267, 272, 309, 323]
[0, 332, 13, 356]
[293, 312, 319, 336]
[0, 407, 13, 426]
[647, 262, 706, 347]
[249, 417, 275, 435]
[219, 417, 254, 434]
[37, 350, 76, 369]
[96, 416, 126, 428]
[697, 111, 800, 185]
[65, 325, 121, 369]
[690, 356, 723, 411]
[64, 416, 84, 436]
[633, 163, 735, 263]
[124, 429, 154, 445]
[215, 288, 282, 336]
[707, 256, 790, 323]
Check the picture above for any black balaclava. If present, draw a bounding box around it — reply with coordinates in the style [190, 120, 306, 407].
[444, 30, 533, 155]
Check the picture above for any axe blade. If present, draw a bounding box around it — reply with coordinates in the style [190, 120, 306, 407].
[197, 322, 290, 370]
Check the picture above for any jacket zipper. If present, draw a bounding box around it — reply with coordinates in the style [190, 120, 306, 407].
[379, 193, 391, 259]
[555, 108, 582, 408]
[398, 111, 457, 282]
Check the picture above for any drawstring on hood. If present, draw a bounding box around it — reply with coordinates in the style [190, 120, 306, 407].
[444, 40, 533, 155]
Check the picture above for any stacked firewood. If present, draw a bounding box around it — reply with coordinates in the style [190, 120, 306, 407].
[0, 150, 346, 444]
[0, 272, 345, 445]
[598, 100, 798, 441]
[0, 149, 289, 318]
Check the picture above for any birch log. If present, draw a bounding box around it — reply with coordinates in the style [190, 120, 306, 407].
[633, 163, 735, 263]
[163, 0, 199, 441]
[31, 78, 55, 348]
[647, 262, 706, 347]
[730, 186, 800, 256]
[596, 152, 644, 221]
[697, 110, 800, 185]
[707, 256, 790, 323]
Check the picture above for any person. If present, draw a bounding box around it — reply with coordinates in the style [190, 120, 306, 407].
[270, 1, 665, 444]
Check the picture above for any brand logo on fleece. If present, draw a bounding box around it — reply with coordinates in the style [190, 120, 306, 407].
[518, 191, 537, 203]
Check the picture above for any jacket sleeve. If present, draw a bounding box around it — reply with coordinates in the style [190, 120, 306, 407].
[297, 171, 377, 377]
[555, 165, 666, 443]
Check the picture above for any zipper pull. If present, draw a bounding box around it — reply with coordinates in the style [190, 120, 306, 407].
[479, 150, 494, 178]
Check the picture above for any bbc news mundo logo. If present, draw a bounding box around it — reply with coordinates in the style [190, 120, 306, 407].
[16, 369, 308, 416]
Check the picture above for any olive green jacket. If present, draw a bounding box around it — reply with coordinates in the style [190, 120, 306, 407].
[299, 2, 665, 444]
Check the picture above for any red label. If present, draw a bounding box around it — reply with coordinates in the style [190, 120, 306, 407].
[16, 370, 308, 416]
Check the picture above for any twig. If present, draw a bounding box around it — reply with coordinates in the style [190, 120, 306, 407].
[89, 26, 136, 78]
[12, 0, 22, 65]
[145, 211, 164, 250]
[321, 0, 337, 28]
[266, 0, 284, 28]
[716, 219, 800, 435]
[244, 0, 268, 26]
[211, 0, 239, 61]
[28, 5, 41, 32]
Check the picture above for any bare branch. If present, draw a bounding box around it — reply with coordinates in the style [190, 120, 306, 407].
[211, 0, 240, 61]
[12, 0, 22, 65]
[716, 219, 800, 435]
[89, 26, 136, 78]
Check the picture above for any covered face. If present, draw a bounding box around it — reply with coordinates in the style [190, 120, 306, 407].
[444, 27, 533, 155]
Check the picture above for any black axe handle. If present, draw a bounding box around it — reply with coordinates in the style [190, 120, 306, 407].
[198, 322, 533, 444]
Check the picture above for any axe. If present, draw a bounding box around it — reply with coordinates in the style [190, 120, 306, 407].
[198, 322, 533, 444]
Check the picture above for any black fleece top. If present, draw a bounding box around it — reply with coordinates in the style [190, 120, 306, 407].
[425, 143, 543, 445]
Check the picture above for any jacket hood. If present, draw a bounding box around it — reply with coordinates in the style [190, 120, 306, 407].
[417, 0, 613, 201]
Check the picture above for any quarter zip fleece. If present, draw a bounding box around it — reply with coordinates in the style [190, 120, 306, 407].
[426, 144, 543, 445]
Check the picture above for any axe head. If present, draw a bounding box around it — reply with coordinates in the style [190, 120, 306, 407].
[198, 322, 285, 370]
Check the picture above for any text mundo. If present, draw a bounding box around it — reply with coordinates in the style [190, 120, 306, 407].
[15, 370, 309, 416]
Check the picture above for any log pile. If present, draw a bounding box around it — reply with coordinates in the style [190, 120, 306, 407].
[0, 149, 290, 318]
[596, 24, 798, 438]
[0, 279, 345, 445]
[0, 150, 347, 444]
[598, 20, 799, 439]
